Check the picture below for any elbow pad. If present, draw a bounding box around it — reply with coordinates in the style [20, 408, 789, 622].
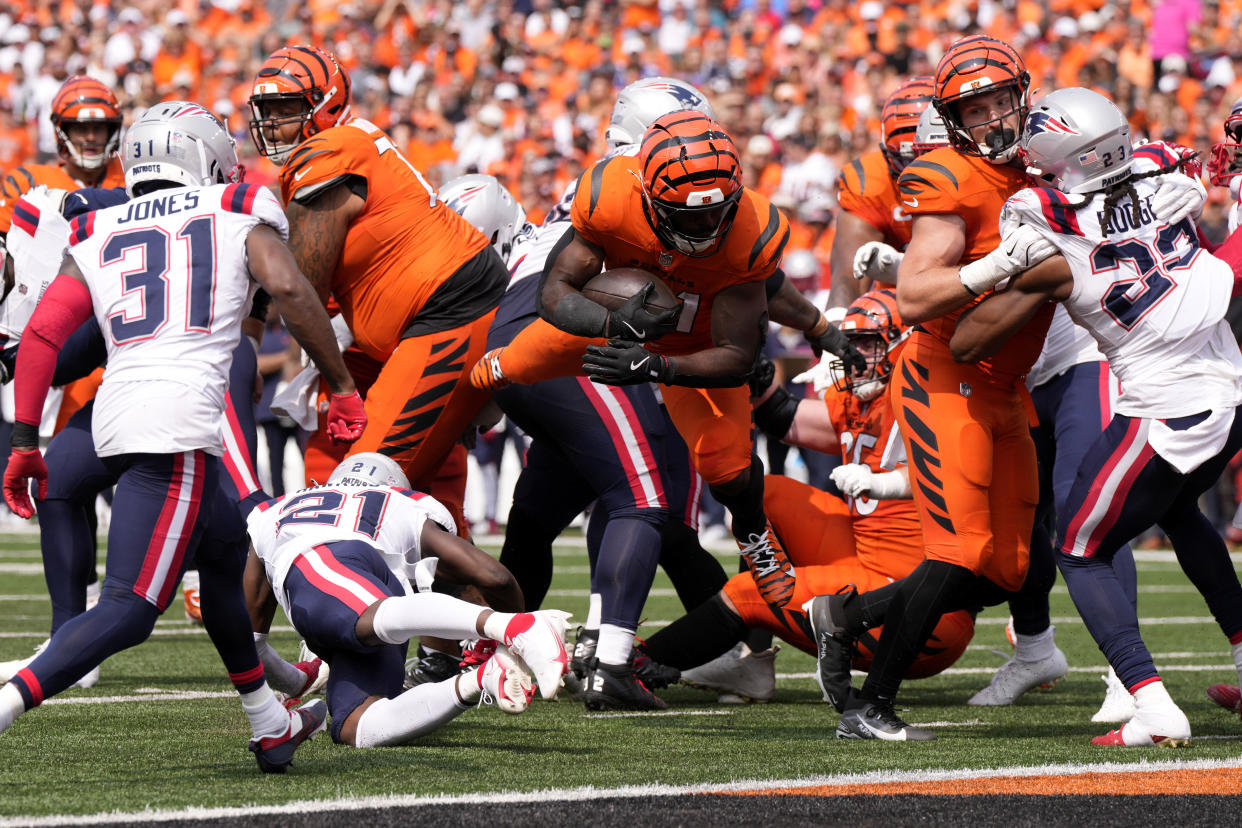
[752, 384, 799, 438]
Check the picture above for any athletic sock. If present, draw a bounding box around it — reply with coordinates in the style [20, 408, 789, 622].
[658, 520, 729, 611]
[1015, 626, 1057, 662]
[373, 594, 488, 645]
[0, 683, 24, 733]
[241, 685, 291, 740]
[354, 679, 470, 747]
[597, 623, 636, 666]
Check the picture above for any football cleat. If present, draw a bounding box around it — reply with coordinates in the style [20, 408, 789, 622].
[1092, 703, 1190, 747]
[582, 655, 668, 711]
[470, 349, 511, 391]
[183, 587, 203, 626]
[1206, 683, 1242, 715]
[478, 648, 534, 714]
[1092, 668, 1136, 723]
[294, 657, 328, 697]
[680, 642, 777, 703]
[738, 522, 795, 607]
[403, 648, 462, 690]
[569, 627, 598, 681]
[967, 647, 1067, 706]
[249, 698, 328, 773]
[632, 643, 680, 691]
[836, 692, 936, 741]
[502, 610, 571, 700]
[804, 589, 859, 712]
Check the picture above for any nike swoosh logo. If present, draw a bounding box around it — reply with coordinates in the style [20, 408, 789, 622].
[621, 321, 646, 340]
[294, 167, 312, 181]
[904, 197, 919, 208]
[629, 357, 650, 371]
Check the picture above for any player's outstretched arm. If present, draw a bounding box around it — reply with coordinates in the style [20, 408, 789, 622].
[245, 224, 355, 398]
[828, 211, 885, 310]
[421, 523, 525, 613]
[950, 255, 1072, 363]
[766, 275, 866, 374]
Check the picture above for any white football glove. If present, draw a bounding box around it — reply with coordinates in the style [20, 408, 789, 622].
[830, 463, 873, 497]
[1151, 172, 1207, 225]
[958, 224, 1057, 295]
[792, 359, 842, 396]
[852, 241, 903, 282]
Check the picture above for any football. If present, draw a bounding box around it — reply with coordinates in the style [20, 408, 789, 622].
[581, 267, 682, 316]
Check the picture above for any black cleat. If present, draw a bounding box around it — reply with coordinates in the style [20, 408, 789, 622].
[582, 656, 669, 711]
[249, 699, 328, 773]
[836, 691, 936, 741]
[404, 648, 462, 690]
[633, 639, 680, 690]
[803, 587, 859, 713]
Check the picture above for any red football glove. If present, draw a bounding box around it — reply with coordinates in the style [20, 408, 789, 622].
[325, 391, 367, 444]
[4, 448, 47, 519]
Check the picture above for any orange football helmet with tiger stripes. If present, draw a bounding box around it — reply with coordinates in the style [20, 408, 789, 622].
[50, 76, 122, 171]
[248, 45, 352, 165]
[880, 76, 935, 177]
[932, 35, 1030, 164]
[637, 111, 743, 257]
[833, 287, 909, 401]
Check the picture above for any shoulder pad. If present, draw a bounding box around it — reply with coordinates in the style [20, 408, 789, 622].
[63, 187, 127, 220]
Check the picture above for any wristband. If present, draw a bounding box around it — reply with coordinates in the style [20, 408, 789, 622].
[957, 267, 983, 298]
[11, 421, 38, 448]
[808, 313, 830, 338]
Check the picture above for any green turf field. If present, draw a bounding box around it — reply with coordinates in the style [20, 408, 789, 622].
[1, 531, 1240, 820]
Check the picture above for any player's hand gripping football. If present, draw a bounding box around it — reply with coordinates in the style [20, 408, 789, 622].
[583, 339, 674, 385]
[325, 391, 367, 444]
[3, 447, 47, 519]
[604, 282, 679, 341]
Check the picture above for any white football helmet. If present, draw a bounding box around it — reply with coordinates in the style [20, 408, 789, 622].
[913, 106, 949, 157]
[328, 452, 410, 489]
[440, 174, 527, 262]
[123, 101, 242, 196]
[605, 77, 716, 154]
[1021, 88, 1133, 195]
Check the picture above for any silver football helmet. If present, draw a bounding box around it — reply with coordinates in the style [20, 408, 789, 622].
[123, 101, 241, 196]
[440, 174, 527, 262]
[328, 452, 410, 489]
[1021, 88, 1132, 195]
[913, 105, 949, 156]
[605, 77, 716, 154]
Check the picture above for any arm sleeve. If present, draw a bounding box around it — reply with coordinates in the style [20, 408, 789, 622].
[15, 274, 93, 426]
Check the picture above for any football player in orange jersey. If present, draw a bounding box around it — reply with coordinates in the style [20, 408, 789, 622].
[801, 36, 1063, 741]
[640, 290, 973, 703]
[826, 77, 934, 316]
[0, 76, 125, 240]
[470, 112, 863, 610]
[246, 46, 506, 532]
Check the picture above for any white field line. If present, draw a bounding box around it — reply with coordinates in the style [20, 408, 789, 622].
[43, 690, 236, 706]
[584, 709, 734, 719]
[10, 758, 1242, 827]
[775, 664, 1237, 680]
[0, 625, 296, 640]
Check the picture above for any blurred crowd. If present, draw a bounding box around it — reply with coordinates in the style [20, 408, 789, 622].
[4, 0, 1242, 286]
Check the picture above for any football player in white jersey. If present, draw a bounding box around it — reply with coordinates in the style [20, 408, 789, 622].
[245, 452, 572, 746]
[0, 102, 366, 773]
[950, 87, 1242, 747]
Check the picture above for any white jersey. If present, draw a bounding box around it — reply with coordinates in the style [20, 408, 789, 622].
[247, 483, 456, 619]
[0, 186, 71, 344]
[1001, 152, 1242, 422]
[507, 220, 567, 287]
[1025, 304, 1105, 389]
[67, 182, 287, 456]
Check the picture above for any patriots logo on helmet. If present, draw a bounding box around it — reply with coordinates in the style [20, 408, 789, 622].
[642, 82, 704, 108]
[1027, 112, 1078, 136]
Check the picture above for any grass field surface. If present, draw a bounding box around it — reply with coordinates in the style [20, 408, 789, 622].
[1, 532, 1241, 822]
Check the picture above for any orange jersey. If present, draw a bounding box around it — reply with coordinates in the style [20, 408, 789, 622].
[896, 149, 1053, 382]
[835, 150, 913, 248]
[824, 385, 923, 576]
[0, 159, 125, 234]
[570, 155, 789, 356]
[278, 119, 488, 359]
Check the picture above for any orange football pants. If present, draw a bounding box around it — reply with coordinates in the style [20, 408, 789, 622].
[890, 333, 1039, 592]
[498, 318, 753, 485]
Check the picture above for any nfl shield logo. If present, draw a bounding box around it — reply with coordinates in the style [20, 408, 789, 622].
[959, 382, 972, 397]
[659, 252, 673, 268]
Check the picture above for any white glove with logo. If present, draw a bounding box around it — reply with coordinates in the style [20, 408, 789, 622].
[1151, 173, 1207, 225]
[830, 463, 874, 497]
[958, 224, 1057, 296]
[830, 463, 912, 499]
[852, 241, 903, 282]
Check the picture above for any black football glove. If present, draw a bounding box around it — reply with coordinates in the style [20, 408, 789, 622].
[0, 345, 15, 385]
[807, 324, 866, 377]
[583, 339, 675, 386]
[604, 282, 679, 341]
[748, 355, 776, 397]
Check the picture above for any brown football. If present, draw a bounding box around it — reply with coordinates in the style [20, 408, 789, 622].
[581, 267, 682, 316]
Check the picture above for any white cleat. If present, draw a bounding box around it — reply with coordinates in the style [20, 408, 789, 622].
[1093, 702, 1190, 747]
[504, 610, 571, 701]
[968, 647, 1068, 706]
[479, 648, 534, 714]
[1091, 667, 1136, 723]
[680, 642, 779, 703]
